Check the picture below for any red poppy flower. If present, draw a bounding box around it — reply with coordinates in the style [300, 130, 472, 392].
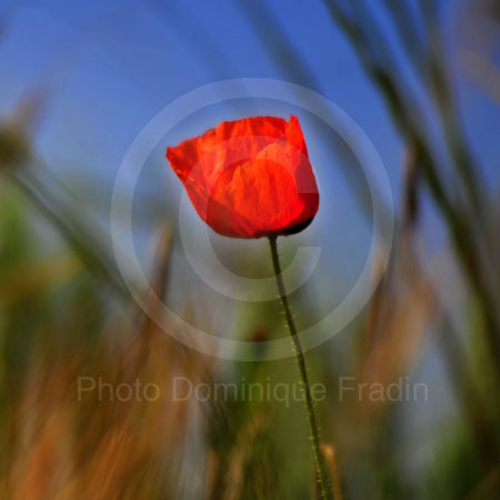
[166, 115, 319, 238]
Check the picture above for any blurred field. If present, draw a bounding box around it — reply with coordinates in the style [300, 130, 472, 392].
[2, 0, 500, 499]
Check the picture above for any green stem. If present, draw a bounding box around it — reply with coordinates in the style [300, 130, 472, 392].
[268, 236, 333, 500]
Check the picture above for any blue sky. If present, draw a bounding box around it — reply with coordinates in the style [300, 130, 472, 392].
[1, 0, 498, 332]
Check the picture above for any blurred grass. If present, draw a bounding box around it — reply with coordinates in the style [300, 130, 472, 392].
[1, 0, 500, 499]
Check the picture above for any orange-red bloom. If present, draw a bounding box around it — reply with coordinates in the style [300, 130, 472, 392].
[166, 115, 319, 238]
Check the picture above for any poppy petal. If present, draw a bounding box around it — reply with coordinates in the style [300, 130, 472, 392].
[166, 115, 319, 238]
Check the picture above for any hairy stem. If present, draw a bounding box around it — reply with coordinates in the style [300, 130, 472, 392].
[268, 235, 333, 500]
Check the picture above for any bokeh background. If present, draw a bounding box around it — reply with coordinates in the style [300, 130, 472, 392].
[1, 0, 500, 498]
